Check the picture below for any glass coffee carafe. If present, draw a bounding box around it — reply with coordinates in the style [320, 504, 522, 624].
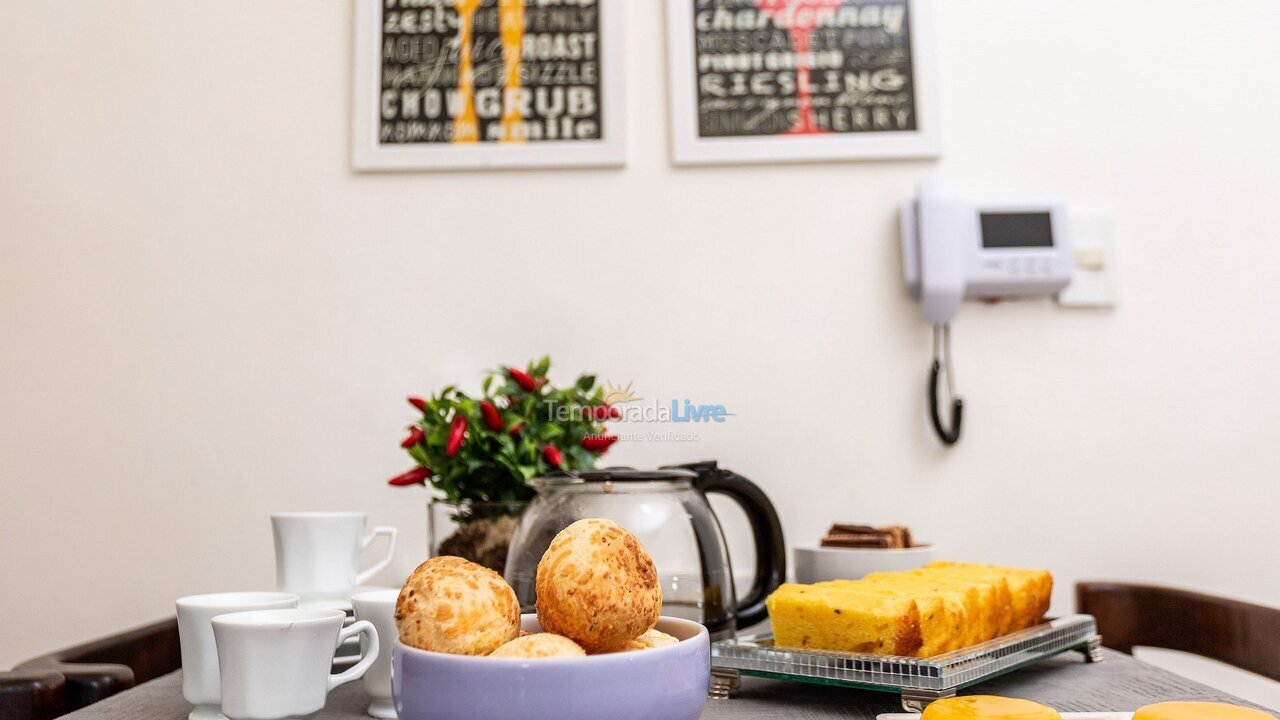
[504, 461, 785, 640]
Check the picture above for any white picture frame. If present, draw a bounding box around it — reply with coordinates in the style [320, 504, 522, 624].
[664, 0, 939, 165]
[352, 0, 626, 171]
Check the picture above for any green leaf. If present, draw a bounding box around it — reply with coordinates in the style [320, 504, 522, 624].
[391, 356, 612, 505]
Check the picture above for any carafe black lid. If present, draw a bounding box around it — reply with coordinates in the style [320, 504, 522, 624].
[562, 467, 697, 482]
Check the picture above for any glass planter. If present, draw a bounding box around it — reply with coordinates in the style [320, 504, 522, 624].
[427, 500, 527, 574]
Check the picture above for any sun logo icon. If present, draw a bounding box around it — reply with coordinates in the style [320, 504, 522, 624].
[602, 380, 641, 406]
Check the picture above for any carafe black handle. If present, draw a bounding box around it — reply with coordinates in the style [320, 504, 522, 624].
[675, 461, 786, 630]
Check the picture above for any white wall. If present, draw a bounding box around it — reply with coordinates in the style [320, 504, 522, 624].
[3, 0, 1279, 690]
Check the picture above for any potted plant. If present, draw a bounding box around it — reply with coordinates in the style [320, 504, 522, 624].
[387, 356, 619, 572]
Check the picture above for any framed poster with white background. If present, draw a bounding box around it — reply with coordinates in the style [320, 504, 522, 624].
[665, 0, 938, 165]
[353, 0, 624, 171]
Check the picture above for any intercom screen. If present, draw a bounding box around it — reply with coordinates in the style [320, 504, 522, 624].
[980, 212, 1054, 248]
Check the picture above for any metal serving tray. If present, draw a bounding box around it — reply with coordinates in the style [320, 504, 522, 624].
[710, 614, 1103, 710]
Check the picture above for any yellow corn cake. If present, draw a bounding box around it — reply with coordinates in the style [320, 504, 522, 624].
[821, 577, 971, 656]
[861, 571, 996, 648]
[766, 562, 1053, 657]
[902, 566, 1016, 637]
[766, 583, 923, 655]
[927, 562, 1052, 629]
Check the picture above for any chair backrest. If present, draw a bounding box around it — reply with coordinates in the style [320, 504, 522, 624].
[1077, 581, 1280, 682]
[0, 618, 179, 720]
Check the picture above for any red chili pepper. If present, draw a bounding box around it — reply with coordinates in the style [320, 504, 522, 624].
[591, 404, 622, 420]
[542, 445, 564, 468]
[388, 467, 431, 486]
[581, 434, 619, 453]
[508, 421, 524, 438]
[407, 396, 428, 412]
[400, 427, 425, 448]
[507, 367, 538, 392]
[446, 416, 467, 457]
[480, 401, 503, 432]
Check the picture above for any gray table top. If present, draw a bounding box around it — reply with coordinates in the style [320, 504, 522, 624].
[65, 650, 1271, 720]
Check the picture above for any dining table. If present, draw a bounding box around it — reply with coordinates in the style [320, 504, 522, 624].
[57, 648, 1272, 720]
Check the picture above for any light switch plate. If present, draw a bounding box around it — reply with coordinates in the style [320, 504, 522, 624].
[1057, 209, 1117, 307]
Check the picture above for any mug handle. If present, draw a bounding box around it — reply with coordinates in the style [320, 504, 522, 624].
[356, 526, 398, 587]
[328, 620, 379, 692]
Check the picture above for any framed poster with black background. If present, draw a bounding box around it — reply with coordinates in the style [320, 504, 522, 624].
[665, 0, 938, 165]
[353, 0, 624, 171]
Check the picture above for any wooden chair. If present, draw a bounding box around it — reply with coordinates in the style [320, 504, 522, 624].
[1077, 581, 1280, 682]
[0, 618, 180, 720]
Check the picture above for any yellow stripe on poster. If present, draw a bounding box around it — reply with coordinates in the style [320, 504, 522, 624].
[451, 0, 480, 144]
[499, 0, 526, 142]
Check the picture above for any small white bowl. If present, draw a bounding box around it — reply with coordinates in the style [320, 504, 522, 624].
[793, 544, 936, 583]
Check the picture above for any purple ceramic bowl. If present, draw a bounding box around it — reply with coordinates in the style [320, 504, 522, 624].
[392, 615, 710, 720]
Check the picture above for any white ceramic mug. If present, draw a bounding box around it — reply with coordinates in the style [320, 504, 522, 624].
[352, 589, 400, 719]
[176, 592, 300, 720]
[212, 608, 379, 720]
[271, 512, 398, 602]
